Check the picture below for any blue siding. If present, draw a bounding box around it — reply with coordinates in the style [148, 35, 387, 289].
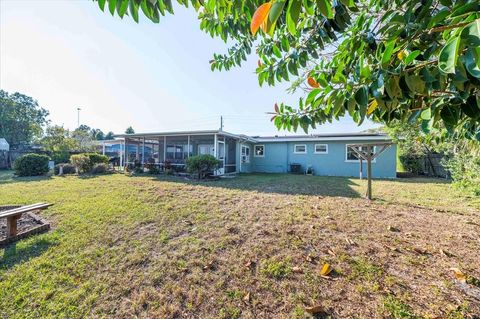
[237, 142, 254, 173]
[249, 141, 397, 178]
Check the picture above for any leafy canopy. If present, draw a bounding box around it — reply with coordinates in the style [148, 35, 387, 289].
[94, 0, 480, 140]
[0, 90, 49, 147]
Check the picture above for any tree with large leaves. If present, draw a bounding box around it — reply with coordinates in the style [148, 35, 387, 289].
[94, 0, 480, 140]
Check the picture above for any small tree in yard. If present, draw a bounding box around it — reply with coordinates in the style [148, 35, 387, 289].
[14, 153, 50, 177]
[186, 155, 220, 179]
[70, 154, 91, 174]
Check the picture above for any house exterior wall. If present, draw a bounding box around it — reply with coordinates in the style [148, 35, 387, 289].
[237, 142, 254, 173]
[249, 141, 397, 178]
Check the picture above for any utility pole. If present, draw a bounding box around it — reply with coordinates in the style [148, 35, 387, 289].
[77, 107, 81, 128]
[220, 116, 223, 131]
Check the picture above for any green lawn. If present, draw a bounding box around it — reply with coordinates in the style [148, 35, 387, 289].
[1, 171, 479, 318]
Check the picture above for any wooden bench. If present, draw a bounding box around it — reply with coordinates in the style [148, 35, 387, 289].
[0, 203, 53, 238]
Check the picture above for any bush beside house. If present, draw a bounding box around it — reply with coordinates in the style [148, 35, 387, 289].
[70, 154, 91, 173]
[54, 163, 76, 175]
[186, 155, 220, 179]
[70, 153, 110, 174]
[13, 153, 50, 176]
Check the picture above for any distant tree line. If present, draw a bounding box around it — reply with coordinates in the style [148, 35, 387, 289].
[0, 89, 134, 162]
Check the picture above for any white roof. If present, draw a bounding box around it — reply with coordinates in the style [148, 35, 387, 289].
[113, 130, 391, 144]
[253, 133, 392, 143]
[0, 138, 9, 151]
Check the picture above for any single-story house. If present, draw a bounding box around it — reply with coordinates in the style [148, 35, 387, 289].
[112, 130, 397, 178]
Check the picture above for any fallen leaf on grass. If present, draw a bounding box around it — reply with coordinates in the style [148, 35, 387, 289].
[243, 292, 251, 304]
[450, 267, 467, 282]
[305, 254, 316, 263]
[465, 220, 480, 227]
[413, 247, 428, 255]
[385, 245, 400, 252]
[182, 219, 193, 226]
[387, 225, 400, 232]
[245, 259, 256, 269]
[440, 249, 454, 257]
[292, 266, 303, 273]
[345, 237, 357, 246]
[327, 248, 336, 256]
[320, 263, 332, 276]
[203, 260, 215, 270]
[305, 305, 323, 314]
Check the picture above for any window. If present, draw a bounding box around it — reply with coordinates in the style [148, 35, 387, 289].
[241, 145, 250, 163]
[314, 144, 328, 154]
[254, 145, 264, 157]
[346, 145, 376, 162]
[294, 144, 307, 154]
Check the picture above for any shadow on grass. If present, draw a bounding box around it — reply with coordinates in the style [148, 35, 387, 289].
[0, 235, 57, 271]
[142, 173, 363, 198]
[0, 170, 53, 185]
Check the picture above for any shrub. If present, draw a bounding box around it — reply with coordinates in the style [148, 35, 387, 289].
[54, 163, 76, 175]
[399, 154, 423, 174]
[85, 153, 109, 166]
[91, 163, 108, 174]
[70, 154, 91, 173]
[13, 153, 50, 177]
[51, 151, 70, 164]
[443, 152, 480, 196]
[134, 166, 144, 174]
[145, 163, 160, 174]
[186, 155, 220, 179]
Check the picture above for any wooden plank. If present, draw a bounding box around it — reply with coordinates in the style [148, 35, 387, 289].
[0, 203, 52, 218]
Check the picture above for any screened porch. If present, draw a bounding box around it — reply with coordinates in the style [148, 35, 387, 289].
[115, 130, 245, 175]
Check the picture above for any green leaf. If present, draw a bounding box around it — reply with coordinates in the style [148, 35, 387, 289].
[461, 19, 480, 47]
[420, 108, 431, 120]
[98, 0, 106, 11]
[464, 47, 480, 78]
[440, 105, 459, 126]
[129, 0, 139, 23]
[381, 39, 396, 66]
[438, 36, 460, 74]
[385, 76, 401, 99]
[316, 0, 333, 19]
[272, 45, 282, 58]
[269, 1, 286, 31]
[404, 50, 420, 64]
[405, 74, 425, 94]
[461, 96, 480, 119]
[117, 0, 129, 17]
[339, 0, 355, 8]
[286, 0, 302, 35]
[354, 86, 368, 107]
[108, 0, 117, 15]
[427, 8, 450, 28]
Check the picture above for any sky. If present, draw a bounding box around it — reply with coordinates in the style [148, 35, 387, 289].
[0, 0, 380, 136]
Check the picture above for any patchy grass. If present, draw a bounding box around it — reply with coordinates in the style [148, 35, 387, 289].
[261, 257, 292, 279]
[383, 295, 417, 319]
[0, 171, 479, 318]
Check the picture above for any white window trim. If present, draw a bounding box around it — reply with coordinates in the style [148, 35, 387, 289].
[314, 144, 328, 154]
[253, 144, 265, 157]
[293, 144, 307, 154]
[241, 145, 250, 163]
[345, 144, 377, 163]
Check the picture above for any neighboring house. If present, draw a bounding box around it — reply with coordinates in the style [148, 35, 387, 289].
[112, 130, 397, 178]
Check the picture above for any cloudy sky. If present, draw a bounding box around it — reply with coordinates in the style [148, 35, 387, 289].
[0, 0, 379, 136]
